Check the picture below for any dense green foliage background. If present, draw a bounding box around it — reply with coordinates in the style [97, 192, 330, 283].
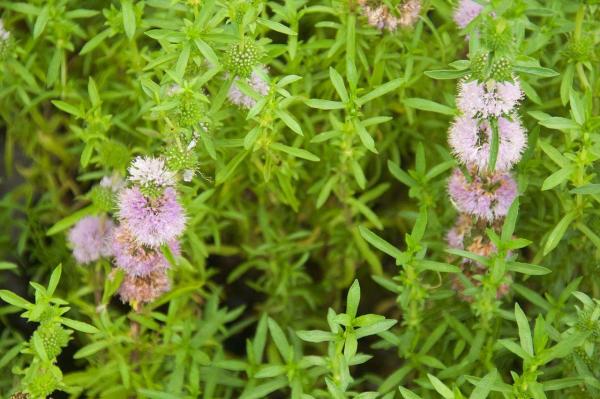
[0, 0, 599, 398]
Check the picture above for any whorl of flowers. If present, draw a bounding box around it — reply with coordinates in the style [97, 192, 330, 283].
[117, 270, 171, 305]
[449, 115, 526, 171]
[228, 67, 270, 109]
[111, 225, 180, 276]
[453, 0, 484, 29]
[68, 216, 115, 264]
[358, 0, 421, 32]
[448, 168, 517, 221]
[456, 79, 523, 119]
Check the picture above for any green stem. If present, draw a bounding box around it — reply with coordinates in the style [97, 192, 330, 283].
[488, 117, 499, 173]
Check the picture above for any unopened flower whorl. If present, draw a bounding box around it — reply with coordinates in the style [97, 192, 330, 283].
[68, 216, 115, 264]
[117, 186, 186, 248]
[449, 115, 526, 171]
[228, 67, 270, 109]
[111, 224, 180, 276]
[448, 168, 517, 221]
[118, 269, 171, 305]
[453, 0, 484, 29]
[457, 79, 523, 119]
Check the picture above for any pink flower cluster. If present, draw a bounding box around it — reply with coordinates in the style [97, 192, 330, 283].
[68, 156, 186, 307]
[228, 67, 270, 109]
[453, 0, 484, 29]
[358, 0, 421, 32]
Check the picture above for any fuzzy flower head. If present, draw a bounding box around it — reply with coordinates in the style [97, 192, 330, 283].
[228, 67, 270, 109]
[118, 269, 171, 306]
[453, 0, 484, 29]
[449, 115, 527, 171]
[117, 186, 186, 248]
[358, 0, 421, 31]
[128, 156, 176, 193]
[0, 19, 10, 41]
[68, 216, 115, 264]
[111, 224, 180, 276]
[457, 79, 523, 118]
[448, 168, 517, 221]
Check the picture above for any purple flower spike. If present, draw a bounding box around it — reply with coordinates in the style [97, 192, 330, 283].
[117, 186, 186, 248]
[68, 216, 115, 264]
[449, 115, 526, 171]
[111, 225, 180, 276]
[448, 168, 517, 221]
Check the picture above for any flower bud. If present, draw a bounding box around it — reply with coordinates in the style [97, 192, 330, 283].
[225, 42, 260, 79]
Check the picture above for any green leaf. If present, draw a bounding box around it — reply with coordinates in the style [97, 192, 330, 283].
[543, 211, 576, 255]
[60, 317, 100, 334]
[354, 120, 378, 154]
[0, 290, 33, 309]
[33, 5, 50, 39]
[399, 387, 423, 399]
[538, 117, 579, 131]
[257, 18, 296, 35]
[542, 167, 573, 191]
[507, 261, 551, 276]
[571, 184, 600, 195]
[346, 279, 360, 319]
[403, 98, 455, 116]
[121, 0, 136, 39]
[424, 69, 470, 80]
[33, 332, 49, 361]
[355, 319, 397, 339]
[0, 261, 17, 271]
[515, 303, 533, 356]
[276, 110, 303, 136]
[305, 99, 344, 110]
[270, 143, 319, 162]
[80, 29, 111, 55]
[47, 205, 96, 236]
[267, 318, 291, 359]
[359, 226, 403, 260]
[514, 65, 559, 77]
[194, 39, 219, 66]
[329, 67, 349, 102]
[416, 260, 460, 273]
[47, 264, 62, 296]
[216, 151, 249, 185]
[358, 78, 404, 104]
[296, 330, 335, 342]
[469, 369, 498, 399]
[427, 374, 453, 399]
[52, 100, 84, 119]
[74, 341, 110, 359]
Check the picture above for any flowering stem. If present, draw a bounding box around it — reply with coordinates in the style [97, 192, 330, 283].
[488, 117, 499, 172]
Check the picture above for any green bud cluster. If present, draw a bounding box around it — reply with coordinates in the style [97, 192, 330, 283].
[470, 51, 489, 82]
[164, 146, 198, 172]
[225, 42, 260, 78]
[484, 19, 514, 53]
[491, 55, 513, 82]
[565, 37, 595, 63]
[24, 362, 63, 399]
[32, 323, 71, 360]
[177, 98, 203, 128]
[90, 185, 115, 212]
